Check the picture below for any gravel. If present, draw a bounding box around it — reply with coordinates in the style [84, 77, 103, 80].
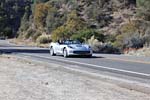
[0, 55, 150, 100]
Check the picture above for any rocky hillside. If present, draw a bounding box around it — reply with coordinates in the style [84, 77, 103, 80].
[18, 0, 137, 39]
[1, 0, 150, 53]
[0, 0, 32, 38]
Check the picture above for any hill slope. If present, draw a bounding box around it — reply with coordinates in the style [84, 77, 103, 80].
[1, 0, 150, 54]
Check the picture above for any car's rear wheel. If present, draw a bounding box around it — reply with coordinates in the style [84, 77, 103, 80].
[50, 47, 56, 56]
[63, 48, 68, 58]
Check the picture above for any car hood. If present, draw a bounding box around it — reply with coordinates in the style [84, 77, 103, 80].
[68, 44, 89, 50]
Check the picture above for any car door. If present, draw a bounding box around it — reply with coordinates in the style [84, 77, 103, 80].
[52, 42, 59, 54]
[55, 43, 64, 54]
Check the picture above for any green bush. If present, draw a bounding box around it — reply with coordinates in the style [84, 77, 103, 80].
[71, 29, 105, 43]
[3, 27, 13, 38]
[105, 34, 116, 43]
[114, 33, 146, 50]
[124, 36, 144, 48]
[36, 35, 52, 44]
[51, 26, 69, 42]
[113, 22, 142, 49]
[88, 36, 120, 53]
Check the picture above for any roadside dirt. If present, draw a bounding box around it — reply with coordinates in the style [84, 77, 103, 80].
[0, 55, 150, 100]
[9, 39, 49, 48]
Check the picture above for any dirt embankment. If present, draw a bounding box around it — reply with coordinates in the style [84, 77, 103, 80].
[0, 55, 150, 100]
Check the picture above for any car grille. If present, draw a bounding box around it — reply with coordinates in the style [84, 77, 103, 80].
[73, 51, 90, 54]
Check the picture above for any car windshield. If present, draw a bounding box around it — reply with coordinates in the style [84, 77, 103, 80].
[64, 40, 81, 44]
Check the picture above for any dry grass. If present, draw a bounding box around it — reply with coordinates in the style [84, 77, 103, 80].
[9, 38, 49, 48]
[125, 47, 150, 56]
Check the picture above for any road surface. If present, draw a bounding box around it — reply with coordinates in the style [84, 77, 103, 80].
[0, 40, 150, 83]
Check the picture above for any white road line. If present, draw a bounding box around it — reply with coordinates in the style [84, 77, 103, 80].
[22, 53, 150, 77]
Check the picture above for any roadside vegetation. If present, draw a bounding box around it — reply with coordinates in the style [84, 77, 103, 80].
[0, 0, 150, 55]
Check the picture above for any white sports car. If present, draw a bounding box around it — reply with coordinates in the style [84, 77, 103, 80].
[49, 40, 93, 57]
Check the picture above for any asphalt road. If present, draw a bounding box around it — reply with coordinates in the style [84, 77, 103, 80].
[0, 40, 150, 82]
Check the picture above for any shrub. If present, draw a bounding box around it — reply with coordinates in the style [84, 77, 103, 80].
[88, 36, 120, 53]
[32, 31, 42, 41]
[124, 35, 144, 48]
[36, 35, 52, 44]
[112, 34, 124, 49]
[137, 0, 150, 21]
[105, 34, 116, 43]
[114, 22, 143, 49]
[120, 22, 137, 34]
[100, 43, 120, 54]
[88, 36, 100, 52]
[143, 34, 150, 47]
[71, 29, 105, 43]
[34, 3, 50, 27]
[51, 26, 69, 42]
[19, 22, 30, 32]
[3, 27, 13, 38]
[25, 28, 36, 39]
[51, 10, 88, 42]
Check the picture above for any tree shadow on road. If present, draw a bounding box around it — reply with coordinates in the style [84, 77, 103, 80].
[58, 55, 105, 59]
[0, 48, 49, 54]
[0, 46, 104, 59]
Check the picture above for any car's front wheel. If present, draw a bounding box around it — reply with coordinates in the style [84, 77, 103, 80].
[50, 47, 56, 56]
[63, 48, 68, 58]
[87, 54, 92, 58]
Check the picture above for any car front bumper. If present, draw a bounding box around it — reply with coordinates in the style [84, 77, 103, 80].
[67, 49, 93, 56]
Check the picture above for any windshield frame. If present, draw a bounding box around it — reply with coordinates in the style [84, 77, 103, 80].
[63, 40, 81, 45]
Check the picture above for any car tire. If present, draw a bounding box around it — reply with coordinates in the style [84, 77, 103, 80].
[50, 47, 56, 56]
[63, 48, 68, 58]
[87, 54, 92, 58]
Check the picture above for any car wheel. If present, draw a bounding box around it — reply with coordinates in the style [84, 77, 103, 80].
[63, 48, 68, 58]
[87, 54, 92, 58]
[50, 47, 56, 56]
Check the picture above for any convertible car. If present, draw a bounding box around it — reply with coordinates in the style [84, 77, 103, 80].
[49, 40, 93, 57]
